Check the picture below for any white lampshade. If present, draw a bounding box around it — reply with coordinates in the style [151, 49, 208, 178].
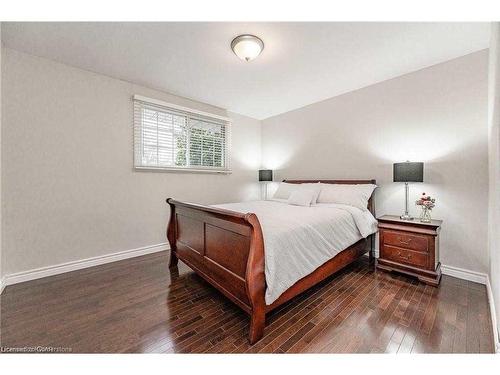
[231, 35, 264, 62]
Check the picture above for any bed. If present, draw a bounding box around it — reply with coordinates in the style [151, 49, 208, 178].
[166, 179, 377, 344]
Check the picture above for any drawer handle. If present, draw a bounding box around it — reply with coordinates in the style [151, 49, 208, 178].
[398, 237, 412, 245]
[397, 251, 412, 260]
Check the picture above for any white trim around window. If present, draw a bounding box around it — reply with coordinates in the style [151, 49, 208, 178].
[133, 95, 231, 122]
[133, 95, 232, 174]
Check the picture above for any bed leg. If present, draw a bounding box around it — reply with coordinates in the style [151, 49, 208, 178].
[369, 251, 375, 267]
[169, 250, 178, 268]
[249, 309, 265, 344]
[368, 234, 375, 267]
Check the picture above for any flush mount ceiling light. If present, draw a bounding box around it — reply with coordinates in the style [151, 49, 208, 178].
[231, 34, 264, 62]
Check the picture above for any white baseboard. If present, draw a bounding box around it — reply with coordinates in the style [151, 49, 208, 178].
[486, 275, 500, 353]
[0, 277, 6, 295]
[440, 264, 488, 285]
[2, 242, 169, 289]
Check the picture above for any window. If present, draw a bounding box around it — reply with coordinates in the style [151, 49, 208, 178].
[133, 95, 231, 173]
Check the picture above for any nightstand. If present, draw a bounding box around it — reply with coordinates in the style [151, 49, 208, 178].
[376, 215, 442, 286]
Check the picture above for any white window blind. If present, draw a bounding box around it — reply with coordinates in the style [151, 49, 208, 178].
[133, 95, 231, 173]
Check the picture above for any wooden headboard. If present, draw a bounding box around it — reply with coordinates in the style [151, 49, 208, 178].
[282, 179, 377, 217]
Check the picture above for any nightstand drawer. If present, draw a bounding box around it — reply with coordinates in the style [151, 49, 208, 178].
[380, 245, 428, 268]
[382, 231, 428, 252]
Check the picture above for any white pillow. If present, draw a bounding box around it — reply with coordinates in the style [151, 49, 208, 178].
[287, 184, 322, 207]
[317, 183, 377, 211]
[301, 183, 322, 205]
[272, 182, 298, 200]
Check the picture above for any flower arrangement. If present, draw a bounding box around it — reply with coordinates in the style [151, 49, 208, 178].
[415, 193, 436, 210]
[415, 193, 435, 222]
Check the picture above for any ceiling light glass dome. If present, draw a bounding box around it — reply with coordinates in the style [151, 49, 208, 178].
[231, 35, 264, 62]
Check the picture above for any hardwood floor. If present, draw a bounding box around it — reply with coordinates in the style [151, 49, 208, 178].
[0, 251, 494, 353]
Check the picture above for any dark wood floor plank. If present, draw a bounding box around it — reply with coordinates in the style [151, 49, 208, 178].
[452, 282, 468, 353]
[466, 286, 482, 353]
[363, 276, 407, 353]
[356, 276, 405, 353]
[433, 280, 458, 353]
[468, 282, 495, 353]
[301, 284, 379, 352]
[249, 269, 370, 353]
[320, 274, 410, 354]
[315, 274, 392, 353]
[410, 285, 441, 353]
[368, 277, 417, 352]
[240, 264, 369, 353]
[396, 282, 427, 353]
[287, 269, 372, 353]
[321, 279, 390, 353]
[0, 251, 494, 353]
[300, 271, 379, 352]
[383, 279, 420, 353]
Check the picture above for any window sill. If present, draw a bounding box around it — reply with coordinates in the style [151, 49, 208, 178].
[134, 166, 232, 174]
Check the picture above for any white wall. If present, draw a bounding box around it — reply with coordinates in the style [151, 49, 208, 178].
[1, 48, 261, 276]
[262, 50, 490, 274]
[488, 23, 500, 347]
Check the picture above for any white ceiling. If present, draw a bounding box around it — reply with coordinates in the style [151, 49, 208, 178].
[1, 22, 491, 120]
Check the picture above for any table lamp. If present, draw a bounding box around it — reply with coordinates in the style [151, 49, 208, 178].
[393, 161, 424, 220]
[259, 169, 273, 200]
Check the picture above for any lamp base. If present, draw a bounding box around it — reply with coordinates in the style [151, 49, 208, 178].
[400, 214, 414, 221]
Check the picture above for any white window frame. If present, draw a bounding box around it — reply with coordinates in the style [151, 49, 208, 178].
[133, 95, 232, 174]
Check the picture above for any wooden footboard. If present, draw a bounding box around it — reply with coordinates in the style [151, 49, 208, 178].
[166, 198, 266, 343]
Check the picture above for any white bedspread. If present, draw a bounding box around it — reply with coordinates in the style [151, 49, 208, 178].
[213, 200, 378, 305]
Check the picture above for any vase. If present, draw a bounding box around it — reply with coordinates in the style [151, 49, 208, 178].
[420, 207, 432, 223]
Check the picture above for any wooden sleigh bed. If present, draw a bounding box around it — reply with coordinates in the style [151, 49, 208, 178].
[166, 179, 376, 344]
